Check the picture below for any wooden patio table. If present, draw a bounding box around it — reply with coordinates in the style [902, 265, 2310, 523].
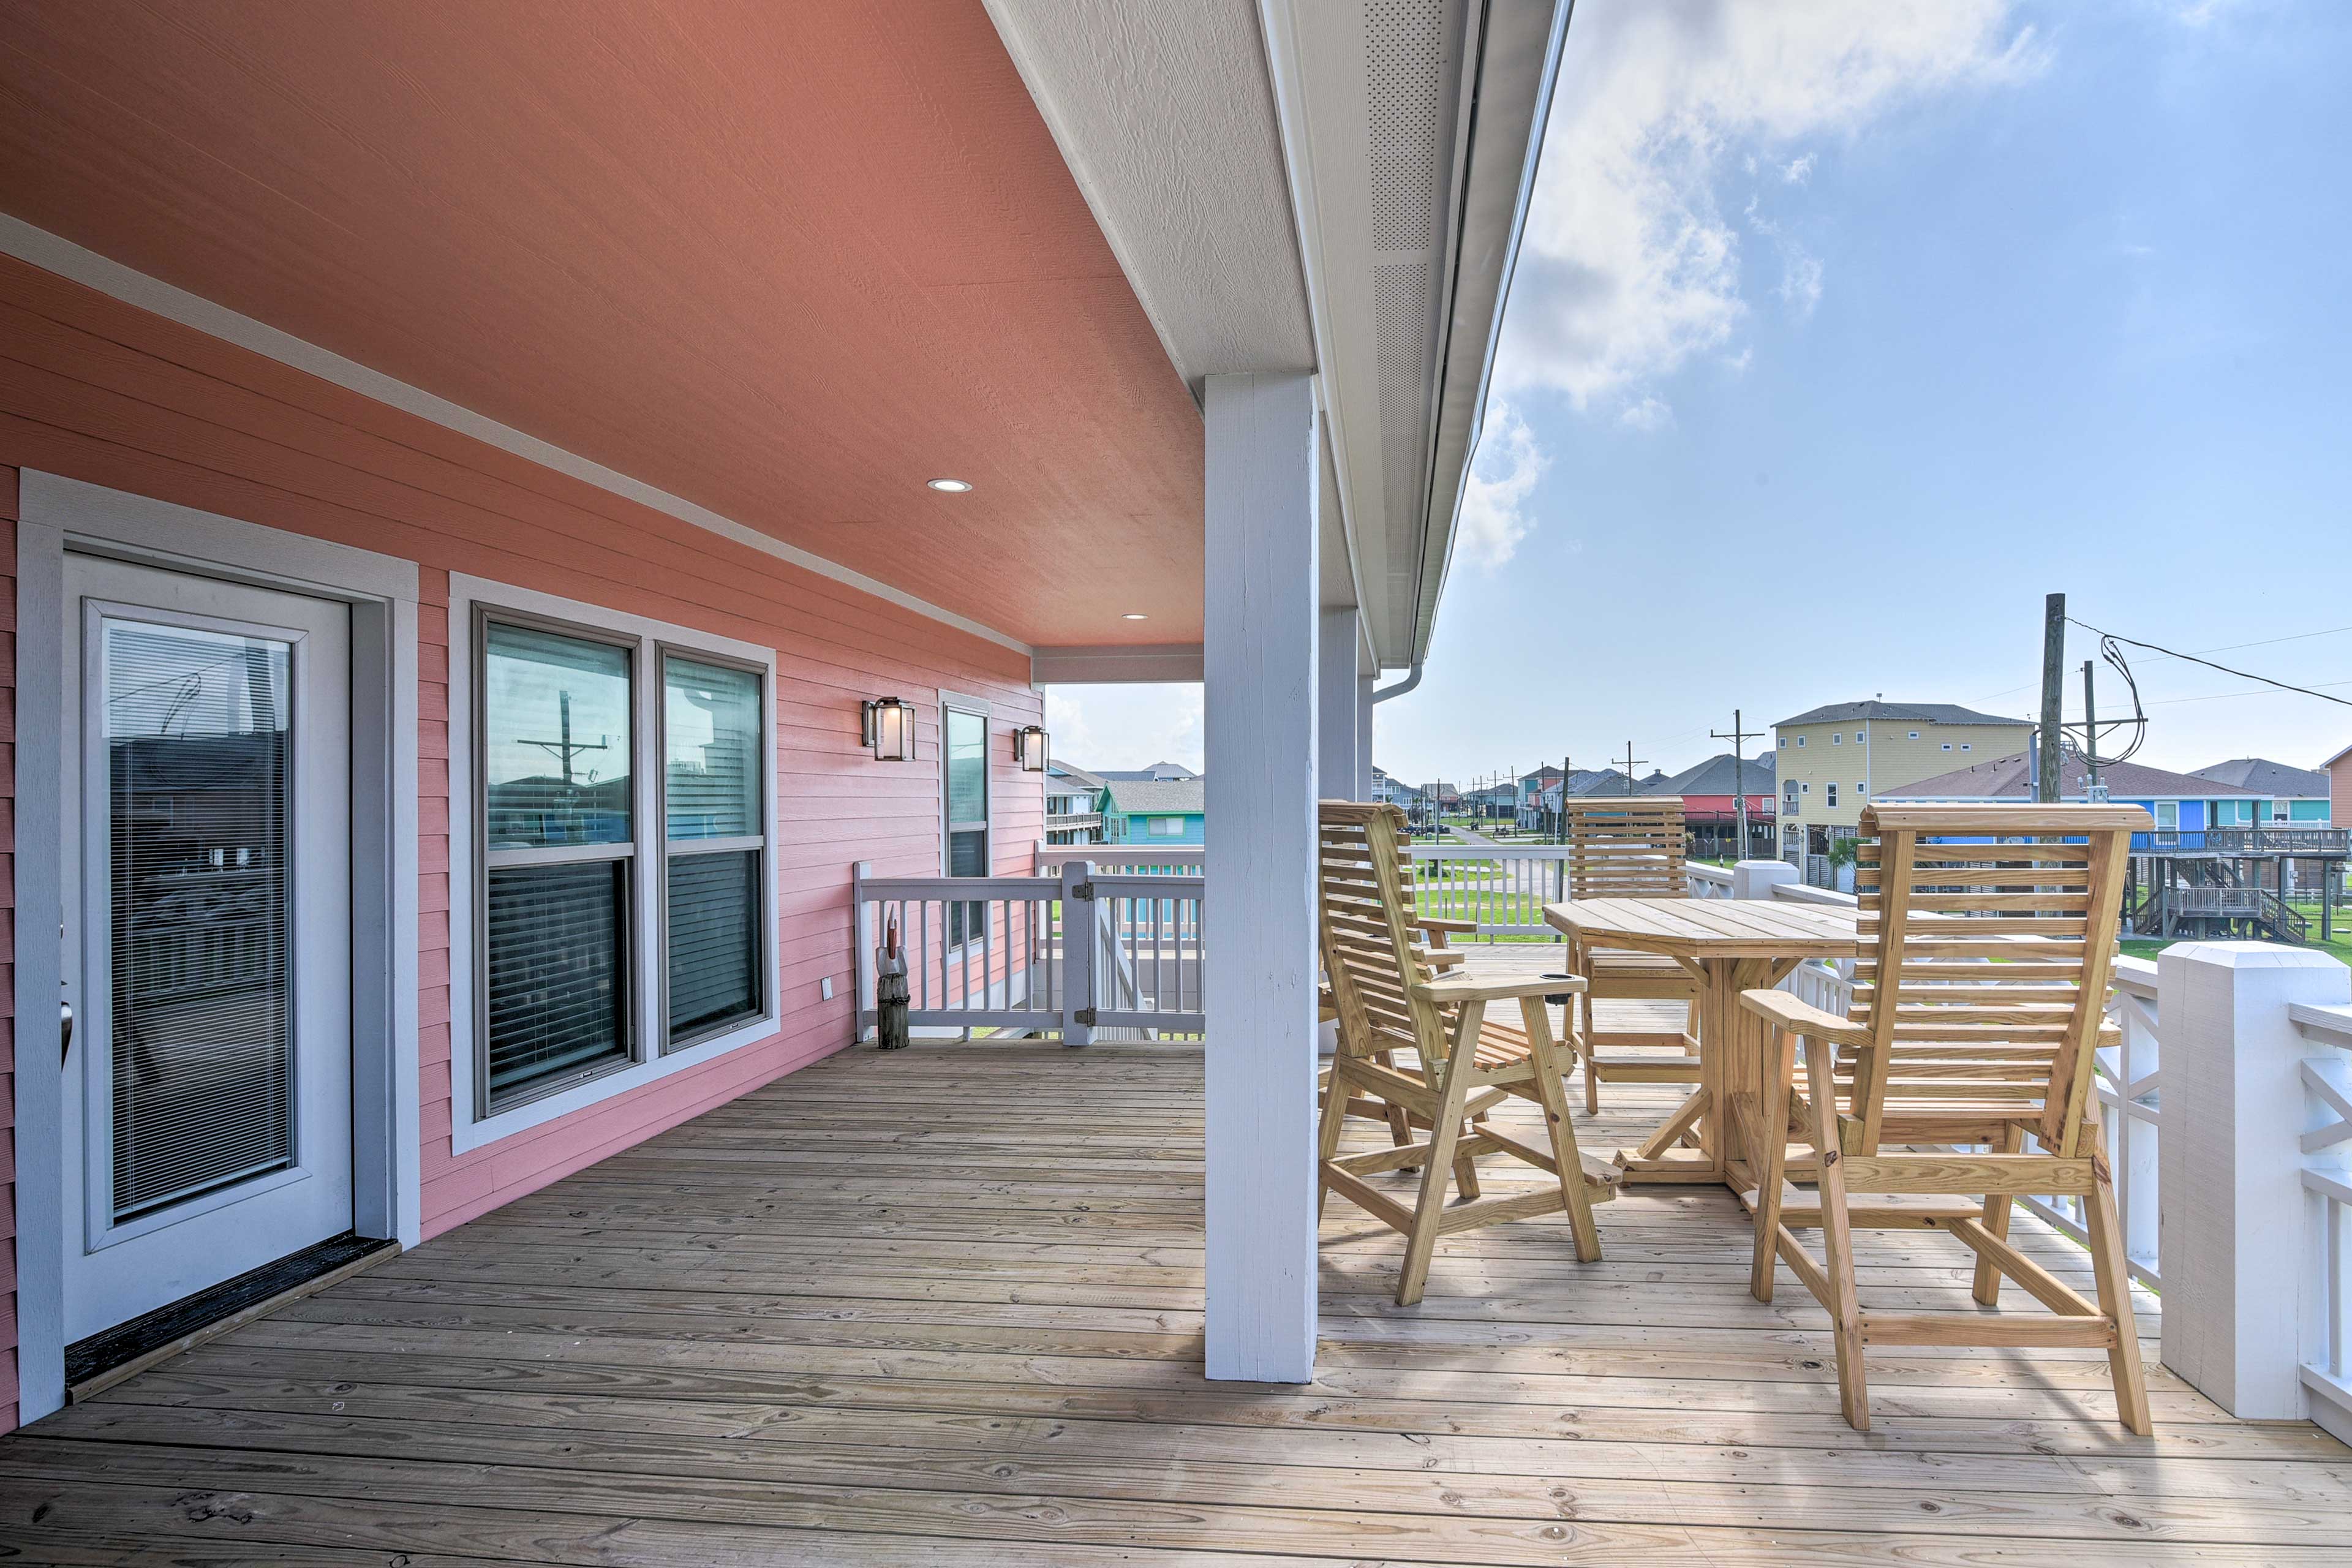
[1543, 896, 1860, 1189]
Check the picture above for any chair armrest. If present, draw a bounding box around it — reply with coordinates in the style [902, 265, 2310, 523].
[1413, 917, 1478, 940]
[1411, 972, 1585, 1004]
[1739, 988, 1869, 1045]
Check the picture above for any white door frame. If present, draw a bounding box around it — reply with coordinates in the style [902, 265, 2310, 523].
[13, 471, 420, 1422]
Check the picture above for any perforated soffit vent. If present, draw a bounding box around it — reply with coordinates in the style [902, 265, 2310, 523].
[1364, 0, 1450, 632]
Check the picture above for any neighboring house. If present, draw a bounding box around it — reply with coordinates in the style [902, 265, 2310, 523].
[1881, 752, 2261, 846]
[2190, 758, 2334, 825]
[1096, 760, 1199, 782]
[1774, 701, 2035, 858]
[2331, 743, 2352, 829]
[1647, 752, 1776, 822]
[1469, 781, 1519, 818]
[1102, 775, 1207, 845]
[1044, 760, 1107, 845]
[1371, 766, 1423, 813]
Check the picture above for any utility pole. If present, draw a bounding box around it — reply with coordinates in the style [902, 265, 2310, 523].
[1558, 753, 1571, 843]
[1710, 707, 1751, 862]
[2081, 659, 2103, 801]
[1619, 742, 1646, 797]
[2038, 593, 2065, 805]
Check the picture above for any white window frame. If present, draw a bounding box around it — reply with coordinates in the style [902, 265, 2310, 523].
[1908, 730, 1920, 739]
[1149, 816, 1184, 837]
[940, 688, 994, 951]
[1960, 743, 1972, 752]
[446, 574, 780, 1153]
[1827, 783, 1839, 808]
[1943, 742, 1954, 751]
[1832, 733, 1842, 745]
[1796, 736, 1806, 746]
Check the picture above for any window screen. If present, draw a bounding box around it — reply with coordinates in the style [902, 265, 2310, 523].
[480, 622, 635, 1106]
[945, 706, 989, 945]
[665, 655, 764, 1046]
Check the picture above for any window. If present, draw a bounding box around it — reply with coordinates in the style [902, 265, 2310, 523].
[480, 620, 637, 1107]
[1908, 730, 1920, 739]
[663, 654, 766, 1047]
[1801, 782, 1810, 793]
[456, 579, 779, 1143]
[1832, 733, 1842, 745]
[1826, 783, 1839, 807]
[1783, 783, 1800, 815]
[943, 698, 990, 946]
[1943, 742, 1953, 751]
[1855, 731, 1865, 743]
[1796, 736, 1806, 746]
[1777, 737, 1787, 748]
[1960, 743, 1972, 752]
[1149, 816, 1185, 836]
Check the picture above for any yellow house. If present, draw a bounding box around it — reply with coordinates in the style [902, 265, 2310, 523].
[1773, 701, 2035, 858]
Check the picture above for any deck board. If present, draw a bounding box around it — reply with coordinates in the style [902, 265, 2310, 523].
[6, 984, 2348, 1565]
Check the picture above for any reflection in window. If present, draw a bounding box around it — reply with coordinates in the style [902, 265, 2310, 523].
[664, 656, 764, 1046]
[483, 624, 630, 849]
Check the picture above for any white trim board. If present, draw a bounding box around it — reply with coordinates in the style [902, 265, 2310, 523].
[12, 470, 422, 1425]
[0, 214, 1034, 660]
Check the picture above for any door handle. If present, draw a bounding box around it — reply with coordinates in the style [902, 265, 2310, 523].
[61, 998, 74, 1066]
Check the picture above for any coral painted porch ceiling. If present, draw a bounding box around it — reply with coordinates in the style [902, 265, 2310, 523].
[0, 0, 1205, 645]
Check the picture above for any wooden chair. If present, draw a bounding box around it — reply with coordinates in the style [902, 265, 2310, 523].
[1561, 795, 1703, 1114]
[1319, 840, 1475, 1153]
[1316, 802, 1619, 1304]
[1739, 803, 2152, 1434]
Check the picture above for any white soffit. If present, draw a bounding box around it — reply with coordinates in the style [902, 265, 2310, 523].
[1260, 0, 1567, 670]
[982, 0, 1316, 394]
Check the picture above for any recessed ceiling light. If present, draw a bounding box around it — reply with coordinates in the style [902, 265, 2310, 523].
[925, 478, 973, 493]
[1121, 612, 1148, 620]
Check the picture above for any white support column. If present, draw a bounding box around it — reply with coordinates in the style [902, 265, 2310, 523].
[1317, 608, 1359, 803]
[1356, 671, 1375, 804]
[2159, 941, 2352, 1419]
[1203, 371, 1320, 1382]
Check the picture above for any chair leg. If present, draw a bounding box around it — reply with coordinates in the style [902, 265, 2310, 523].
[1396, 1050, 1475, 1306]
[1801, 1036, 1869, 1431]
[1580, 992, 1601, 1115]
[1373, 1049, 1419, 1172]
[1749, 1025, 1793, 1302]
[1315, 1055, 1352, 1223]
[2082, 1124, 2154, 1436]
[1451, 1126, 1483, 1201]
[1971, 1123, 2025, 1306]
[1522, 996, 1601, 1262]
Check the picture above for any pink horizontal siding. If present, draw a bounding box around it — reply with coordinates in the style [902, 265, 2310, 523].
[0, 255, 1047, 1432]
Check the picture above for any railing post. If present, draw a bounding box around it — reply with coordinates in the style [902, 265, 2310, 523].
[2158, 941, 2351, 1420]
[1061, 859, 1095, 1048]
[1730, 858, 1800, 900]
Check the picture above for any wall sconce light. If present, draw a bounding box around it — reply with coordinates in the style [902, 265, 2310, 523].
[861, 697, 913, 761]
[1014, 724, 1049, 772]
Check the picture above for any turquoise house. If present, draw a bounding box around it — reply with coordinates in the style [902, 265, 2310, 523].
[1102, 775, 1207, 845]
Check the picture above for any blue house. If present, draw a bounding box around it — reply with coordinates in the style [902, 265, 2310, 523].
[1102, 775, 1206, 845]
[1882, 751, 2282, 848]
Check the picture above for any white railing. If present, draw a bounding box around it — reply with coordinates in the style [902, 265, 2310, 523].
[1408, 843, 1572, 935]
[2016, 956, 2162, 1291]
[853, 855, 1204, 1043]
[1687, 864, 1734, 899]
[2292, 1000, 2352, 1423]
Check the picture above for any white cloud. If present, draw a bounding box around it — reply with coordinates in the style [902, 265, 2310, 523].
[1499, 1, 2042, 406]
[1619, 395, 1675, 432]
[1042, 684, 1204, 774]
[1455, 402, 1549, 568]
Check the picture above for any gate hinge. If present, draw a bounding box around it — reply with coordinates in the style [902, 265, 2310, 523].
[1073, 1008, 1098, 1027]
[1071, 881, 1096, 900]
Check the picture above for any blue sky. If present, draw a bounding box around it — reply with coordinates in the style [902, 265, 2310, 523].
[1050, 0, 2352, 786]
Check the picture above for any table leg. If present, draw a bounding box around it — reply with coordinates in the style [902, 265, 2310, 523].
[1612, 960, 1735, 1184]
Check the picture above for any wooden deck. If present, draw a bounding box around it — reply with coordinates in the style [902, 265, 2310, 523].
[6, 986, 2351, 1564]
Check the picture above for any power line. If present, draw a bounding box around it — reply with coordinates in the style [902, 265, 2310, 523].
[2147, 676, 2352, 707]
[1974, 617, 2352, 706]
[2067, 618, 2352, 710]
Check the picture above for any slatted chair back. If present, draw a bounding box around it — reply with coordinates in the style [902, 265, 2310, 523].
[1317, 802, 1441, 1063]
[1847, 803, 2147, 1157]
[1563, 796, 1687, 900]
